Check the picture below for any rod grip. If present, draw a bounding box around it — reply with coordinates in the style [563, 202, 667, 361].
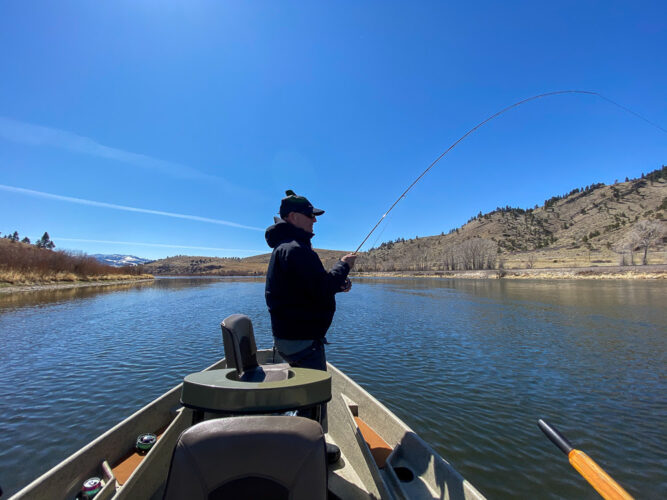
[538, 419, 573, 455]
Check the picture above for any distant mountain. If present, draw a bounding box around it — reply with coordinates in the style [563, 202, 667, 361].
[93, 254, 153, 267]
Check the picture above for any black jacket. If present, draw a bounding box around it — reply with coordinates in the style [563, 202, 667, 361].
[265, 220, 350, 340]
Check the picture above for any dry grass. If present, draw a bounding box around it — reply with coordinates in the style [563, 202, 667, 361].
[354, 265, 667, 280]
[0, 239, 152, 285]
[499, 248, 667, 269]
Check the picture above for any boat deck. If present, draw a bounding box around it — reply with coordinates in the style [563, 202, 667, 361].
[10, 352, 485, 500]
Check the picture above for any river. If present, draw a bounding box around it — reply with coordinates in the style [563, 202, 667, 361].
[0, 277, 664, 498]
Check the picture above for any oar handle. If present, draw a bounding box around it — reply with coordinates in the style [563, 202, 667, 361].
[538, 419, 634, 500]
[538, 419, 573, 455]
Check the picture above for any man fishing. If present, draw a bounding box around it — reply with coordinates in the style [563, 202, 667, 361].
[265, 190, 356, 374]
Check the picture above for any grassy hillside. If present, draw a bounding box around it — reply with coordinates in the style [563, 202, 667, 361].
[144, 167, 666, 275]
[357, 168, 666, 271]
[143, 249, 348, 276]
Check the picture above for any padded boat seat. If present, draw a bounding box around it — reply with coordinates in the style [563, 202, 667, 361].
[162, 416, 327, 500]
[221, 313, 290, 382]
[180, 314, 332, 414]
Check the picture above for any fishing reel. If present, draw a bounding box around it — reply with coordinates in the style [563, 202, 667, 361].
[136, 433, 157, 454]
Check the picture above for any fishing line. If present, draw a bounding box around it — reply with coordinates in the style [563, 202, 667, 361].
[369, 217, 391, 250]
[353, 90, 666, 254]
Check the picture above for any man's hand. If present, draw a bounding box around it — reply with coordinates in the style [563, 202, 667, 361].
[341, 253, 357, 269]
[340, 279, 352, 292]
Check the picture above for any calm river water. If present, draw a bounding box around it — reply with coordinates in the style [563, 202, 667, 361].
[0, 277, 665, 498]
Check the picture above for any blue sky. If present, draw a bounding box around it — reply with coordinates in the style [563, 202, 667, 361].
[1, 1, 665, 259]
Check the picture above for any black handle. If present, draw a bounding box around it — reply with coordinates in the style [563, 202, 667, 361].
[538, 419, 574, 455]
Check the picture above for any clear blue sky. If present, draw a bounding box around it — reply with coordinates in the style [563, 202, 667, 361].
[1, 1, 665, 259]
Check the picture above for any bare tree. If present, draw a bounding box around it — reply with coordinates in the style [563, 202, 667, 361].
[420, 250, 429, 271]
[480, 239, 498, 269]
[458, 238, 497, 270]
[629, 220, 665, 265]
[613, 240, 630, 266]
[443, 246, 457, 270]
[459, 240, 474, 270]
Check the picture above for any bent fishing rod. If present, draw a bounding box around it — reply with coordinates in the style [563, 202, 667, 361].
[353, 90, 666, 255]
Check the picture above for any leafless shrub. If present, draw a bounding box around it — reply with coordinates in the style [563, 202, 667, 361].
[628, 220, 665, 265]
[458, 238, 498, 270]
[0, 240, 146, 282]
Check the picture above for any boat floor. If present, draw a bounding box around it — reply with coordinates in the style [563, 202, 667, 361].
[326, 434, 372, 500]
[10, 352, 486, 500]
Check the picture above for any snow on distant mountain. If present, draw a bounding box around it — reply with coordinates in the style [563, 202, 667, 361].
[93, 254, 153, 267]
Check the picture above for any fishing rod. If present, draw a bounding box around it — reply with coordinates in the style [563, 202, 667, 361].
[538, 419, 633, 500]
[353, 90, 666, 254]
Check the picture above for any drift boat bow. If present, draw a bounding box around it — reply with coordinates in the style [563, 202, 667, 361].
[11, 314, 485, 500]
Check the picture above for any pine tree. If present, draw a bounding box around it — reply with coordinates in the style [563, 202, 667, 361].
[36, 232, 55, 249]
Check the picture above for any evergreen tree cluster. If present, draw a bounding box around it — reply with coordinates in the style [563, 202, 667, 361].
[468, 205, 532, 224]
[2, 231, 55, 249]
[545, 183, 606, 208]
[436, 165, 665, 231]
[370, 237, 407, 252]
[643, 165, 666, 183]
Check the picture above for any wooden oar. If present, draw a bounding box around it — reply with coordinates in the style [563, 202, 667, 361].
[538, 419, 633, 500]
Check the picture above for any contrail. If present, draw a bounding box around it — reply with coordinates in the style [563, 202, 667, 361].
[0, 116, 228, 184]
[0, 184, 264, 231]
[57, 238, 264, 253]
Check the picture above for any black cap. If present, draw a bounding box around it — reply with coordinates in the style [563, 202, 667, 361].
[279, 190, 325, 218]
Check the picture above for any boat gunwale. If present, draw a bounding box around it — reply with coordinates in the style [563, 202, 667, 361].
[9, 358, 227, 500]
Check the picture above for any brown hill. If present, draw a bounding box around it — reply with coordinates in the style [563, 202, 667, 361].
[143, 249, 348, 276]
[356, 167, 666, 271]
[144, 167, 666, 275]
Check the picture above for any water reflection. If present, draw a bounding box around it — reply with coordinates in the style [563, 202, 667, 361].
[0, 281, 155, 309]
[334, 278, 666, 499]
[357, 277, 665, 322]
[153, 276, 265, 290]
[0, 277, 664, 499]
[0, 276, 267, 310]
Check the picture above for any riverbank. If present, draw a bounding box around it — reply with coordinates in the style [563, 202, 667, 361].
[353, 264, 667, 280]
[0, 276, 155, 294]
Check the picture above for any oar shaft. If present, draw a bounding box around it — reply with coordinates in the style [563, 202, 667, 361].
[568, 450, 633, 500]
[539, 420, 634, 500]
